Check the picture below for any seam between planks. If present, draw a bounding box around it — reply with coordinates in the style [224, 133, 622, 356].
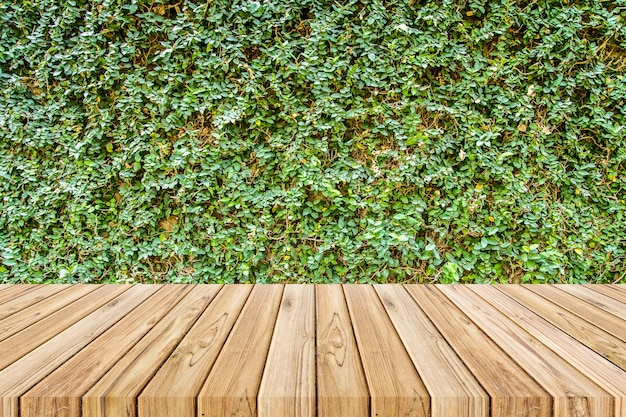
[409, 285, 552, 417]
[68, 285, 170, 417]
[256, 284, 287, 417]
[501, 285, 626, 370]
[138, 284, 255, 417]
[340, 285, 372, 417]
[0, 285, 102, 344]
[72, 285, 193, 417]
[436, 284, 559, 417]
[397, 284, 491, 417]
[130, 284, 222, 417]
[5, 285, 152, 417]
[372, 286, 436, 399]
[0, 285, 624, 417]
[112, 284, 202, 417]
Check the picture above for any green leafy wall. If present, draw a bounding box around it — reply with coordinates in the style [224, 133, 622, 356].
[1, 0, 625, 283]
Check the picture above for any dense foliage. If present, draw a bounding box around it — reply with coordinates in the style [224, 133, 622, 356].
[1, 0, 625, 283]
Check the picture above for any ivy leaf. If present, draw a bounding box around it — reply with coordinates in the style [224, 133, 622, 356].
[440, 262, 460, 284]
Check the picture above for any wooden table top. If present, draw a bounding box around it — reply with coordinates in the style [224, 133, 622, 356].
[0, 284, 624, 417]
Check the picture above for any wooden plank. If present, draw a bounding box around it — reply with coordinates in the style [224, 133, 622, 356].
[555, 284, 626, 321]
[138, 285, 252, 417]
[0, 284, 70, 321]
[0, 284, 99, 343]
[405, 285, 551, 417]
[587, 285, 626, 304]
[344, 284, 430, 417]
[375, 285, 488, 417]
[82, 285, 221, 417]
[197, 284, 284, 417]
[0, 285, 40, 305]
[0, 285, 159, 417]
[315, 285, 368, 417]
[0, 282, 622, 417]
[258, 285, 316, 417]
[0, 285, 129, 370]
[498, 285, 626, 370]
[20, 285, 194, 417]
[525, 285, 626, 343]
[0, 284, 9, 292]
[440, 285, 613, 417]
[471, 285, 626, 417]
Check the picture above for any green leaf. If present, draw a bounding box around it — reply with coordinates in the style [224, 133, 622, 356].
[440, 262, 460, 284]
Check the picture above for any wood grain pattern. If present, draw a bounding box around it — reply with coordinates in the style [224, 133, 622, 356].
[0, 285, 158, 417]
[315, 285, 368, 417]
[440, 285, 613, 417]
[526, 285, 626, 342]
[20, 285, 193, 417]
[375, 285, 488, 417]
[0, 284, 98, 343]
[405, 285, 551, 417]
[0, 285, 40, 306]
[258, 285, 316, 417]
[471, 285, 626, 417]
[586, 285, 626, 305]
[555, 284, 626, 321]
[0, 285, 129, 371]
[498, 285, 626, 370]
[138, 285, 252, 417]
[0, 284, 622, 417]
[198, 284, 284, 417]
[0, 284, 69, 321]
[82, 285, 221, 417]
[344, 284, 430, 417]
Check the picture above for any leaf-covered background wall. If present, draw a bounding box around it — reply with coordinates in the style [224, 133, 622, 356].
[1, 0, 624, 283]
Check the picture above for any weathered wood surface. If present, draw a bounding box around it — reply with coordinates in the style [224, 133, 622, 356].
[0, 284, 624, 417]
[589, 285, 626, 304]
[258, 285, 316, 417]
[345, 284, 430, 417]
[315, 285, 368, 417]
[197, 284, 283, 417]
